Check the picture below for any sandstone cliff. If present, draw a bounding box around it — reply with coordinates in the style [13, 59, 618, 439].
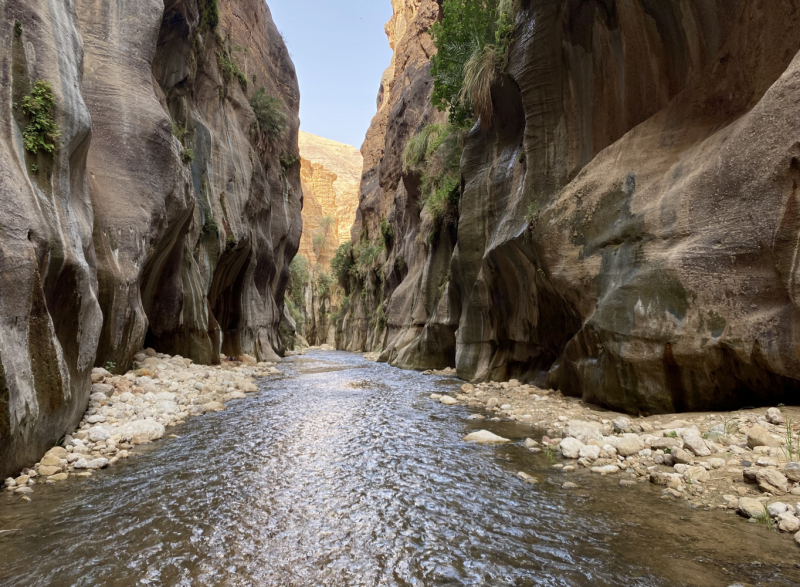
[341, 0, 800, 414]
[0, 0, 301, 478]
[293, 132, 361, 345]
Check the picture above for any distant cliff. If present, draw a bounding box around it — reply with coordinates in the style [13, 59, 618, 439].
[339, 0, 800, 415]
[0, 0, 301, 478]
[290, 132, 362, 346]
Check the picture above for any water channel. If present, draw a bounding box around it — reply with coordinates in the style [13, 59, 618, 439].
[0, 351, 797, 587]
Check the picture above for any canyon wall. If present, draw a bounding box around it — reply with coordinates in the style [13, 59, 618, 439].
[0, 0, 301, 478]
[294, 132, 361, 345]
[342, 0, 800, 414]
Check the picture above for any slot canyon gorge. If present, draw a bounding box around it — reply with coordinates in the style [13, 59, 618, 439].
[2, 0, 800, 585]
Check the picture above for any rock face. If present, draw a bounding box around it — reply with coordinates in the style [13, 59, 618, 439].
[341, 0, 800, 414]
[294, 132, 362, 345]
[0, 0, 300, 478]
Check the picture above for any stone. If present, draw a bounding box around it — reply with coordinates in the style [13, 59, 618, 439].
[651, 437, 683, 451]
[239, 354, 258, 366]
[156, 400, 181, 414]
[683, 435, 711, 457]
[486, 398, 499, 409]
[73, 458, 109, 470]
[517, 472, 538, 484]
[202, 402, 226, 413]
[13, 475, 29, 486]
[747, 426, 781, 449]
[672, 448, 693, 465]
[14, 487, 33, 495]
[739, 497, 768, 519]
[757, 456, 778, 467]
[796, 531, 800, 547]
[113, 420, 165, 444]
[439, 396, 458, 406]
[766, 408, 785, 425]
[49, 473, 69, 482]
[613, 417, 632, 432]
[39, 455, 61, 467]
[45, 447, 67, 459]
[559, 437, 584, 459]
[591, 465, 620, 475]
[467, 414, 486, 420]
[684, 466, 710, 483]
[88, 426, 111, 442]
[708, 458, 726, 469]
[523, 438, 539, 448]
[757, 469, 790, 495]
[91, 383, 114, 397]
[562, 482, 579, 489]
[778, 513, 800, 533]
[616, 436, 643, 457]
[768, 502, 789, 516]
[579, 445, 601, 461]
[463, 430, 511, 444]
[38, 466, 62, 477]
[86, 415, 106, 424]
[564, 420, 603, 444]
[784, 462, 800, 483]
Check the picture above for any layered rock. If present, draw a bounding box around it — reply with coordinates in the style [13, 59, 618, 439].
[294, 132, 361, 345]
[342, 0, 800, 414]
[0, 0, 300, 478]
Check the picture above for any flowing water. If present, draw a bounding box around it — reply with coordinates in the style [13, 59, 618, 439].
[0, 351, 798, 587]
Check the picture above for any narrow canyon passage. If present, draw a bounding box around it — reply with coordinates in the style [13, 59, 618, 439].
[0, 352, 796, 587]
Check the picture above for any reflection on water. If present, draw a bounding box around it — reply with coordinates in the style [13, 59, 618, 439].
[0, 351, 798, 587]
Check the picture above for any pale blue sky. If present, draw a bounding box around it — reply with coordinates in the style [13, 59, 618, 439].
[268, 0, 394, 148]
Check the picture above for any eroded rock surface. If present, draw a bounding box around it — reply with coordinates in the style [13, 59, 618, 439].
[340, 0, 800, 414]
[0, 0, 300, 478]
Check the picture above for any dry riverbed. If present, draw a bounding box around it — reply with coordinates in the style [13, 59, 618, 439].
[4, 349, 280, 500]
[424, 367, 800, 549]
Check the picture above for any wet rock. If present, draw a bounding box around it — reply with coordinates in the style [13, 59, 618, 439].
[439, 396, 458, 406]
[747, 426, 781, 449]
[564, 420, 603, 444]
[49, 473, 69, 482]
[523, 438, 539, 449]
[467, 414, 485, 420]
[517, 472, 538, 484]
[14, 487, 33, 495]
[562, 482, 579, 489]
[757, 469, 790, 494]
[560, 437, 584, 459]
[463, 431, 511, 444]
[591, 465, 620, 475]
[202, 402, 226, 413]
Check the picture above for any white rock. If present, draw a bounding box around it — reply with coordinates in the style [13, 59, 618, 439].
[616, 436, 643, 457]
[683, 435, 711, 457]
[769, 502, 789, 517]
[113, 419, 165, 444]
[778, 512, 800, 533]
[564, 420, 603, 444]
[591, 465, 620, 475]
[707, 458, 726, 469]
[766, 408, 785, 425]
[463, 430, 511, 444]
[86, 415, 106, 424]
[440, 396, 458, 406]
[560, 437, 584, 459]
[88, 426, 111, 442]
[156, 400, 181, 415]
[579, 445, 601, 460]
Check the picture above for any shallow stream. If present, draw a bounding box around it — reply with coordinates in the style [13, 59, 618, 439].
[0, 351, 798, 587]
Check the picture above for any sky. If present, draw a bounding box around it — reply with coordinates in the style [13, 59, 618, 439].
[268, 0, 394, 149]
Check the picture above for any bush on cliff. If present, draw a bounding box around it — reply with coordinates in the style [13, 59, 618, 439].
[430, 0, 517, 126]
[331, 243, 354, 286]
[251, 88, 287, 142]
[22, 80, 60, 155]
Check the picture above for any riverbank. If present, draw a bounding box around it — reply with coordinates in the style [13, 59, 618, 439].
[3, 350, 281, 499]
[426, 370, 800, 548]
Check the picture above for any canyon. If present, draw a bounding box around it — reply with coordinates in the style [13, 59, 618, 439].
[0, 0, 301, 478]
[337, 0, 800, 417]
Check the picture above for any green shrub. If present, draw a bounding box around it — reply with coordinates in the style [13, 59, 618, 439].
[380, 217, 394, 248]
[524, 201, 539, 225]
[251, 88, 288, 142]
[460, 45, 499, 126]
[405, 124, 464, 228]
[198, 0, 219, 33]
[353, 240, 385, 278]
[217, 49, 247, 92]
[22, 80, 60, 155]
[14, 21, 22, 37]
[287, 255, 309, 309]
[316, 272, 334, 298]
[331, 242, 354, 285]
[430, 0, 518, 126]
[181, 148, 194, 164]
[172, 123, 188, 141]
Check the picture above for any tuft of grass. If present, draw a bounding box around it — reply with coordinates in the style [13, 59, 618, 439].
[402, 124, 446, 172]
[22, 80, 60, 155]
[172, 123, 188, 141]
[758, 504, 774, 530]
[460, 45, 498, 126]
[217, 49, 248, 92]
[524, 201, 539, 225]
[250, 88, 287, 143]
[198, 0, 219, 33]
[181, 148, 194, 164]
[784, 417, 798, 462]
[14, 21, 22, 37]
[380, 217, 394, 248]
[104, 361, 116, 373]
[544, 445, 558, 465]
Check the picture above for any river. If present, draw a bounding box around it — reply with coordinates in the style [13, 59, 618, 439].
[0, 351, 797, 587]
